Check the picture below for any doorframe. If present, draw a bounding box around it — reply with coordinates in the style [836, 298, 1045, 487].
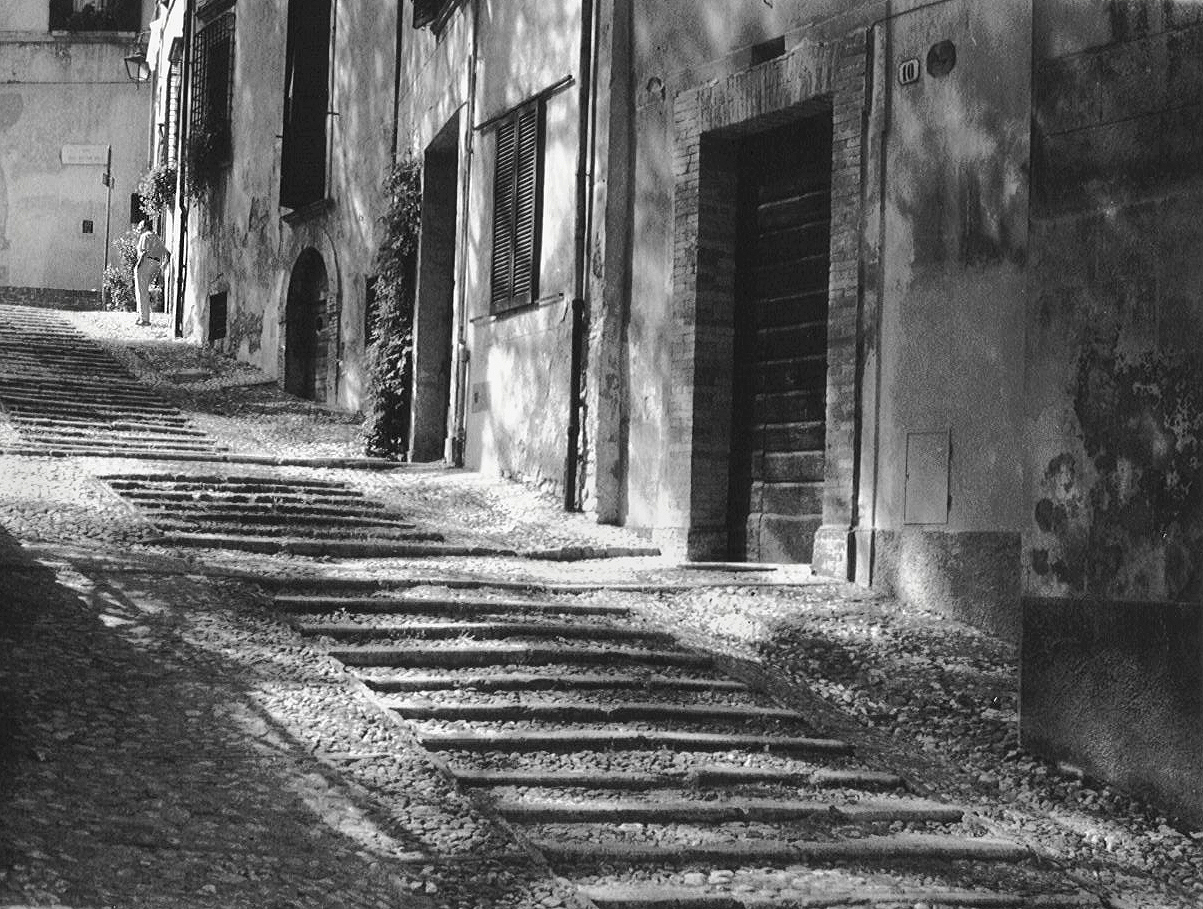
[659, 34, 869, 576]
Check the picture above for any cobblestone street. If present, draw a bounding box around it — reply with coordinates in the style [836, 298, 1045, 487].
[2, 304, 1201, 908]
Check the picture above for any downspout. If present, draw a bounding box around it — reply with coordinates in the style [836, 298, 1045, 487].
[449, 0, 480, 467]
[564, 0, 597, 511]
[173, 0, 195, 339]
[389, 0, 404, 155]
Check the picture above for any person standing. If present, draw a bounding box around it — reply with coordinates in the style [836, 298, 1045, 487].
[134, 220, 169, 326]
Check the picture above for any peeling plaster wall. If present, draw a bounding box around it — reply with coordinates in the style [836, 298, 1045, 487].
[1026, 0, 1203, 603]
[0, 34, 149, 291]
[1019, 0, 1203, 827]
[184, 0, 397, 409]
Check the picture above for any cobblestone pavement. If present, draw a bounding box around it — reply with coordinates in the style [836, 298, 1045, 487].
[1, 304, 1201, 909]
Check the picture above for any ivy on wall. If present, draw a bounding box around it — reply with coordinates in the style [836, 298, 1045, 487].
[363, 158, 422, 459]
[137, 163, 177, 220]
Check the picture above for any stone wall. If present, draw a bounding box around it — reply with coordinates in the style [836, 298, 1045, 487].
[0, 286, 101, 310]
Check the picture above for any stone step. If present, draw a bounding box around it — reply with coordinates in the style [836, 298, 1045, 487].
[278, 593, 628, 617]
[453, 769, 675, 790]
[136, 505, 409, 527]
[160, 534, 492, 558]
[103, 472, 356, 489]
[533, 833, 1027, 866]
[497, 796, 963, 825]
[22, 428, 211, 447]
[120, 490, 378, 508]
[0, 380, 170, 402]
[580, 884, 1096, 909]
[358, 670, 745, 693]
[300, 620, 673, 645]
[1, 402, 189, 424]
[26, 435, 215, 452]
[451, 765, 906, 792]
[422, 729, 851, 756]
[386, 700, 800, 724]
[0, 391, 181, 416]
[146, 517, 433, 540]
[694, 765, 906, 791]
[331, 643, 711, 670]
[12, 415, 210, 436]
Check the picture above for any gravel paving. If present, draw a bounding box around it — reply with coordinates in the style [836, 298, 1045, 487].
[4, 304, 1202, 908]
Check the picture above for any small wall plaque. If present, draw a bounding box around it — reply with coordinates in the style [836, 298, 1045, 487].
[898, 58, 921, 86]
[61, 144, 109, 166]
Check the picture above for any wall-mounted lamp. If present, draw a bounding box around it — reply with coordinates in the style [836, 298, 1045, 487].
[124, 30, 151, 84]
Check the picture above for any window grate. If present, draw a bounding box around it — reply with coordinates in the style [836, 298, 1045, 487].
[191, 11, 235, 160]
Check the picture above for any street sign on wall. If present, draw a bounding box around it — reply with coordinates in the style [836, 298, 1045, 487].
[61, 144, 110, 166]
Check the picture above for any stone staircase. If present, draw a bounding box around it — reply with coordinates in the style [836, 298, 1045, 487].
[265, 574, 1102, 909]
[0, 304, 223, 458]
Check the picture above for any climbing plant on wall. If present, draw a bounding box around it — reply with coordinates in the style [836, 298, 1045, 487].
[136, 163, 177, 219]
[363, 157, 422, 459]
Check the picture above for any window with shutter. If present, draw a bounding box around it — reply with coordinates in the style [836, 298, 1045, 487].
[490, 101, 543, 313]
[280, 0, 333, 210]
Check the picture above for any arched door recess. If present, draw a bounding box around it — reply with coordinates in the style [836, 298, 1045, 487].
[284, 248, 330, 402]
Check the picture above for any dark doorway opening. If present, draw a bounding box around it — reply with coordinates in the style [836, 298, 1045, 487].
[728, 113, 833, 562]
[284, 248, 330, 403]
[409, 115, 459, 462]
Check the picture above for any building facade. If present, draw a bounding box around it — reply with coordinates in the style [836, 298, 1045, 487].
[155, 0, 1203, 822]
[0, 0, 153, 296]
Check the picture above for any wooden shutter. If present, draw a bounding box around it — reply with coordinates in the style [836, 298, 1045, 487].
[490, 117, 517, 308]
[490, 102, 542, 312]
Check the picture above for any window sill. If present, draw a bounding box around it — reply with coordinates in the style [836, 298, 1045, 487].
[280, 197, 334, 226]
[472, 292, 564, 325]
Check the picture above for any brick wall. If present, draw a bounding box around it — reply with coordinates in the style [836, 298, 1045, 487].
[665, 32, 868, 566]
[0, 286, 102, 311]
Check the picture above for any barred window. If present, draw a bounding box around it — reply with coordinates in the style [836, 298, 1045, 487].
[280, 0, 332, 210]
[490, 101, 543, 313]
[191, 10, 235, 162]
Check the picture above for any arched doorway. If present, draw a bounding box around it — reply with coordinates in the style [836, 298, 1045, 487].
[284, 248, 329, 402]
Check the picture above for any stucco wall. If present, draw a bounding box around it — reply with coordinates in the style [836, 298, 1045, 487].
[395, 3, 584, 488]
[184, 0, 398, 410]
[1026, 0, 1203, 602]
[0, 34, 149, 291]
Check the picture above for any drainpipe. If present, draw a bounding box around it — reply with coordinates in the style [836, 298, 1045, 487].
[449, 0, 480, 468]
[172, 0, 194, 339]
[564, 0, 597, 511]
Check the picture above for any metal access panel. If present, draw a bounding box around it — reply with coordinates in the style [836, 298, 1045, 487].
[904, 430, 950, 524]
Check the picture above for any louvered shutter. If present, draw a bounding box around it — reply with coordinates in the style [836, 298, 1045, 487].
[510, 103, 540, 307]
[490, 117, 517, 308]
[490, 102, 542, 312]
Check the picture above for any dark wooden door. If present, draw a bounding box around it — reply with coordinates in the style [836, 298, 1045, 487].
[285, 250, 328, 403]
[729, 114, 833, 562]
